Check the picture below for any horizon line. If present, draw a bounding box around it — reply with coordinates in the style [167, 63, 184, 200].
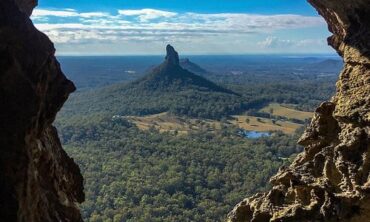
[56, 52, 339, 57]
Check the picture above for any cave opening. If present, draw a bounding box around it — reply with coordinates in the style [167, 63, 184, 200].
[3, 0, 370, 221]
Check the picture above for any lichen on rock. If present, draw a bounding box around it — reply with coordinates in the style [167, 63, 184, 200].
[228, 0, 370, 221]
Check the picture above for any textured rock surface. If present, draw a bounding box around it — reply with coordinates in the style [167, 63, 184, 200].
[165, 44, 180, 66]
[228, 0, 370, 221]
[0, 0, 84, 221]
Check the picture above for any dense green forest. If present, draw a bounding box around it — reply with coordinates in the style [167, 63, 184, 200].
[61, 73, 334, 121]
[228, 80, 334, 112]
[63, 85, 245, 120]
[58, 118, 303, 222]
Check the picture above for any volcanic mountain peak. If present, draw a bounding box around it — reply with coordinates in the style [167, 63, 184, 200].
[165, 44, 180, 66]
[138, 45, 238, 95]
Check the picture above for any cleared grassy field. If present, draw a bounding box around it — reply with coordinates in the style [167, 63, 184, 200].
[230, 115, 302, 134]
[125, 113, 222, 135]
[260, 103, 313, 121]
[126, 112, 303, 135]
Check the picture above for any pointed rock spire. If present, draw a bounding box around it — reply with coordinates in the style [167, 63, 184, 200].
[165, 44, 179, 65]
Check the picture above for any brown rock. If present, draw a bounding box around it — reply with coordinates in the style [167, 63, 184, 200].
[228, 0, 370, 221]
[0, 0, 84, 221]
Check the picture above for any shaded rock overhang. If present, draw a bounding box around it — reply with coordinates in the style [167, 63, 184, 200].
[0, 0, 84, 221]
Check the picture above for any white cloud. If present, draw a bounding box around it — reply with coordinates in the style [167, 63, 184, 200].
[36, 23, 87, 30]
[32, 9, 111, 19]
[79, 12, 111, 18]
[258, 36, 326, 49]
[118, 9, 177, 22]
[33, 8, 325, 33]
[296, 39, 326, 47]
[258, 36, 294, 48]
[32, 9, 79, 17]
[31, 8, 330, 54]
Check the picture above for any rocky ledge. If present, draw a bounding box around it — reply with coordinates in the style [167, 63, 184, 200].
[0, 0, 84, 221]
[228, 0, 370, 221]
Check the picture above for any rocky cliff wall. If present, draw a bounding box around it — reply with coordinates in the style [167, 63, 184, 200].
[0, 0, 84, 221]
[228, 0, 370, 221]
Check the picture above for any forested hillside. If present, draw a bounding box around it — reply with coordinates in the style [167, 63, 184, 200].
[61, 45, 245, 120]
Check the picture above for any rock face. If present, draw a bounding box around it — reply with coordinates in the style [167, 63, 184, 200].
[165, 44, 180, 66]
[228, 0, 370, 221]
[0, 0, 84, 221]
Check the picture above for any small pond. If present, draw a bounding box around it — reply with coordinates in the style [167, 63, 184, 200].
[238, 130, 271, 139]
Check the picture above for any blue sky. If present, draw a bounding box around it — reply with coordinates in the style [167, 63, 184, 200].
[32, 0, 334, 55]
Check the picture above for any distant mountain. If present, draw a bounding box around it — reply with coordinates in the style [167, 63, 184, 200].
[145, 56, 209, 77]
[303, 59, 343, 73]
[130, 45, 236, 95]
[64, 45, 245, 119]
[179, 58, 209, 75]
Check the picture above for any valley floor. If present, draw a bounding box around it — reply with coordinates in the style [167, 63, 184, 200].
[122, 103, 313, 135]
